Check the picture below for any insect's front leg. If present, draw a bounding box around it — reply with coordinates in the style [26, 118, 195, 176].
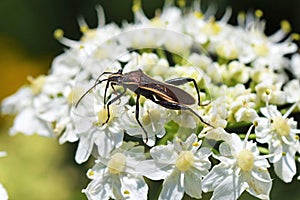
[103, 80, 110, 106]
[135, 94, 149, 142]
[166, 77, 201, 106]
[103, 88, 127, 125]
[110, 83, 122, 105]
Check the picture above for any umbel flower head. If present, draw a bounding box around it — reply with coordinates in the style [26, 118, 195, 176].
[1, 0, 300, 199]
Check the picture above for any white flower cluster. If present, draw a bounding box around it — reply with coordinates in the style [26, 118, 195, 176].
[0, 152, 8, 200]
[1, 0, 300, 199]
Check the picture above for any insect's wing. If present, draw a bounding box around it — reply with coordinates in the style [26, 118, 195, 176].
[140, 83, 196, 105]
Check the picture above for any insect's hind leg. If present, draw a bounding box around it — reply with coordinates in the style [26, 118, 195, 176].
[155, 99, 213, 128]
[165, 77, 202, 106]
[135, 94, 149, 142]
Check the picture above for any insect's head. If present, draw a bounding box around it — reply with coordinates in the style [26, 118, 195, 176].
[108, 69, 124, 84]
[75, 69, 123, 107]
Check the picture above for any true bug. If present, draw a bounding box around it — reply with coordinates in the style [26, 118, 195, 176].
[75, 69, 212, 141]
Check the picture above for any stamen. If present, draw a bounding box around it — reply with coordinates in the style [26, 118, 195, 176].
[283, 102, 297, 119]
[255, 9, 263, 18]
[280, 20, 291, 33]
[243, 124, 254, 149]
[132, 0, 142, 12]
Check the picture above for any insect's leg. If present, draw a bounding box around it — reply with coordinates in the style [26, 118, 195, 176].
[103, 80, 110, 106]
[103, 88, 127, 124]
[165, 77, 202, 106]
[135, 94, 149, 142]
[155, 100, 213, 128]
[111, 83, 121, 105]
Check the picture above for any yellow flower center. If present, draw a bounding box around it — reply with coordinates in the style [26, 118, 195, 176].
[216, 41, 238, 60]
[97, 108, 111, 125]
[201, 18, 221, 35]
[253, 43, 269, 56]
[142, 109, 161, 125]
[272, 117, 291, 137]
[67, 89, 83, 105]
[108, 153, 126, 174]
[237, 149, 254, 172]
[175, 151, 194, 172]
[27, 75, 46, 95]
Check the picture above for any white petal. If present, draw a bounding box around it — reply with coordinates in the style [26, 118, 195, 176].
[184, 169, 203, 198]
[10, 108, 51, 136]
[83, 175, 113, 200]
[95, 132, 119, 158]
[274, 153, 296, 183]
[1, 87, 32, 114]
[136, 160, 171, 180]
[244, 171, 272, 199]
[120, 175, 148, 200]
[75, 130, 95, 164]
[260, 105, 281, 118]
[202, 164, 231, 192]
[150, 144, 177, 165]
[204, 170, 245, 200]
[159, 170, 184, 200]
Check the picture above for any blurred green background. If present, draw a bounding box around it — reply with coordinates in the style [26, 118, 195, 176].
[0, 0, 299, 199]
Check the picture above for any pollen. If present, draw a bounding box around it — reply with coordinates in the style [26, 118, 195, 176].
[27, 75, 46, 95]
[282, 152, 286, 156]
[271, 117, 291, 137]
[53, 29, 64, 39]
[201, 18, 221, 35]
[264, 88, 271, 95]
[280, 20, 291, 33]
[292, 33, 300, 41]
[88, 170, 95, 178]
[108, 153, 126, 174]
[132, 0, 141, 12]
[193, 11, 203, 19]
[255, 9, 263, 18]
[123, 190, 130, 195]
[175, 151, 195, 172]
[237, 149, 254, 172]
[177, 0, 186, 8]
[192, 142, 200, 147]
[80, 25, 89, 33]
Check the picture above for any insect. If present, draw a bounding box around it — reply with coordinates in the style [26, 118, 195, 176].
[75, 69, 212, 142]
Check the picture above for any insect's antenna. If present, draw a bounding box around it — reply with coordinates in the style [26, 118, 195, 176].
[75, 79, 108, 108]
[94, 71, 114, 86]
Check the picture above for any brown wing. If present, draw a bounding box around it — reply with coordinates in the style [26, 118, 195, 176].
[140, 83, 196, 105]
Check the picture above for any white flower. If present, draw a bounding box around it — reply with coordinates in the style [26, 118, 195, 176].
[83, 142, 148, 200]
[221, 61, 250, 85]
[121, 101, 168, 146]
[255, 105, 300, 182]
[202, 131, 272, 200]
[283, 79, 300, 104]
[255, 80, 286, 105]
[0, 184, 8, 200]
[290, 53, 300, 79]
[73, 90, 129, 164]
[138, 134, 211, 199]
